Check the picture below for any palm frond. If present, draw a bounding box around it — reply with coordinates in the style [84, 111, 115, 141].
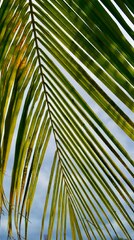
[0, 0, 133, 239]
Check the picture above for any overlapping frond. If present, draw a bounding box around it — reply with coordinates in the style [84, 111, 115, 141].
[0, 0, 133, 239]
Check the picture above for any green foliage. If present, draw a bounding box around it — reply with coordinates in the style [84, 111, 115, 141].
[0, 0, 133, 239]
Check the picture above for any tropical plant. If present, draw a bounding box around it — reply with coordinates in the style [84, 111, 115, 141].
[0, 0, 133, 239]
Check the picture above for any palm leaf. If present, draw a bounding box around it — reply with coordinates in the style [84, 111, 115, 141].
[0, 0, 133, 239]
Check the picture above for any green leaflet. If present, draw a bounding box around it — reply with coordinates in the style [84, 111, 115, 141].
[40, 150, 58, 240]
[24, 125, 52, 239]
[68, 198, 83, 240]
[47, 162, 61, 240]
[59, 186, 66, 240]
[15, 108, 48, 229]
[56, 178, 63, 240]
[68, 198, 76, 240]
[8, 90, 46, 234]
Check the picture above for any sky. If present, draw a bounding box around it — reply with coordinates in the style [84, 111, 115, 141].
[0, 0, 134, 239]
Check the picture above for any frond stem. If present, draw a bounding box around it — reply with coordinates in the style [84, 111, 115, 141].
[29, 0, 61, 159]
